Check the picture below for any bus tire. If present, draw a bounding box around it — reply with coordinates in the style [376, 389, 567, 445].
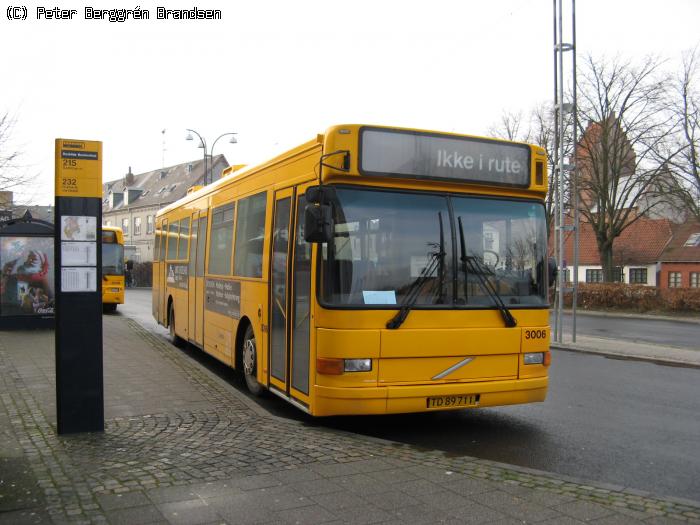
[241, 324, 264, 396]
[103, 303, 117, 313]
[168, 307, 184, 347]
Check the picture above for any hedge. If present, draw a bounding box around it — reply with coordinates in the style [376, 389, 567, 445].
[130, 261, 152, 287]
[555, 283, 700, 313]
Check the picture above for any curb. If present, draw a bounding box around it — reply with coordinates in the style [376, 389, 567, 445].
[550, 342, 700, 370]
[561, 309, 700, 324]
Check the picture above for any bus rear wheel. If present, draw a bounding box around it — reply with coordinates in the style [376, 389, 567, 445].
[242, 325, 264, 396]
[168, 307, 184, 347]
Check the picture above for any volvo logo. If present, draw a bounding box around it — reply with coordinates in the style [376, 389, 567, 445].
[432, 356, 476, 380]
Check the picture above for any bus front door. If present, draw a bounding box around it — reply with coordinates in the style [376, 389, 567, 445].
[189, 212, 207, 347]
[268, 187, 312, 408]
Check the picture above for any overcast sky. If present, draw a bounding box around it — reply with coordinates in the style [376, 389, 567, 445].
[1, 0, 698, 205]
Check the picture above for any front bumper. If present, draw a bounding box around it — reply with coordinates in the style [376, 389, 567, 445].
[313, 376, 548, 416]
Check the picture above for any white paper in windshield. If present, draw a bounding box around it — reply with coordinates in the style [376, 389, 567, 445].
[362, 290, 397, 305]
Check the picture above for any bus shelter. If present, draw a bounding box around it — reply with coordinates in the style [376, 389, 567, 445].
[0, 211, 55, 329]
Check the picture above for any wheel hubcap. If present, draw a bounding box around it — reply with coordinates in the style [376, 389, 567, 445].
[243, 338, 256, 376]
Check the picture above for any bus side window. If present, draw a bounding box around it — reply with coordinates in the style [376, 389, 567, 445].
[234, 191, 267, 278]
[178, 217, 190, 260]
[188, 218, 198, 276]
[208, 203, 235, 275]
[196, 216, 208, 277]
[167, 221, 179, 260]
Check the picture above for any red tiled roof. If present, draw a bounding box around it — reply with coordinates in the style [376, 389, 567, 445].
[553, 217, 674, 266]
[660, 221, 700, 262]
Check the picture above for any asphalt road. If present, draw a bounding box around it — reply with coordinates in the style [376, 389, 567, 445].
[553, 311, 699, 349]
[120, 289, 700, 501]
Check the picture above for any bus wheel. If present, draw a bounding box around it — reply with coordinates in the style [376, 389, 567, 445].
[242, 325, 264, 396]
[168, 308, 184, 347]
[102, 304, 117, 314]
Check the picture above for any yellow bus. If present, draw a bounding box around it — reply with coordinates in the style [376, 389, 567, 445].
[153, 124, 553, 416]
[102, 225, 125, 312]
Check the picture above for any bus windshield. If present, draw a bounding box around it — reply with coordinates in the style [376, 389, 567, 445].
[320, 187, 547, 308]
[103, 243, 125, 276]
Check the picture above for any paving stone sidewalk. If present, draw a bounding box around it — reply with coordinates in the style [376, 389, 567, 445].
[1, 317, 699, 525]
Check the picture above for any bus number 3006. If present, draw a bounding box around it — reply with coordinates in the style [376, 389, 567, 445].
[524, 329, 547, 339]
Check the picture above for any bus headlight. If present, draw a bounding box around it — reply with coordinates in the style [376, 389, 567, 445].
[316, 358, 372, 374]
[344, 358, 372, 372]
[524, 352, 551, 366]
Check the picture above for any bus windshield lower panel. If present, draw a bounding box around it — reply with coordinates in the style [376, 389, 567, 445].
[320, 188, 547, 308]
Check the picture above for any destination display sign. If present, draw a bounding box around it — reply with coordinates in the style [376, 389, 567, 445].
[205, 278, 241, 319]
[359, 128, 531, 187]
[55, 139, 103, 198]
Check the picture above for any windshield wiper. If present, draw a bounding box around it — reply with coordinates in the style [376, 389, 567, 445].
[386, 212, 446, 330]
[436, 211, 446, 304]
[457, 216, 517, 328]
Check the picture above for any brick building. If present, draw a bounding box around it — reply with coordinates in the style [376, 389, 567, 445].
[658, 221, 700, 289]
[560, 217, 673, 286]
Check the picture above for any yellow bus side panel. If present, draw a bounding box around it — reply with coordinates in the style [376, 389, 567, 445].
[203, 309, 235, 365]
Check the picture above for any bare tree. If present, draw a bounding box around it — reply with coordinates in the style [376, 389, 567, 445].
[575, 54, 678, 281]
[489, 103, 573, 232]
[488, 110, 528, 142]
[0, 111, 36, 203]
[667, 48, 700, 222]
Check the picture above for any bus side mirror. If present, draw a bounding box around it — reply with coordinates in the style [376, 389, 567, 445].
[304, 204, 333, 243]
[305, 185, 337, 204]
[548, 257, 558, 287]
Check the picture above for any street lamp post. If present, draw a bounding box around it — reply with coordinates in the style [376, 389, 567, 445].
[186, 130, 237, 185]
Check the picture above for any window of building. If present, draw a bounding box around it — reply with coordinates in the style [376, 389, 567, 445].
[683, 233, 700, 247]
[134, 216, 142, 236]
[690, 272, 699, 288]
[208, 203, 235, 275]
[668, 272, 682, 288]
[612, 267, 624, 283]
[586, 269, 603, 283]
[629, 268, 647, 284]
[146, 215, 154, 234]
[234, 192, 267, 278]
[121, 218, 129, 235]
[177, 217, 190, 260]
[105, 220, 112, 227]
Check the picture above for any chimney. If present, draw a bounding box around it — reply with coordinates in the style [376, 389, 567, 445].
[125, 166, 135, 186]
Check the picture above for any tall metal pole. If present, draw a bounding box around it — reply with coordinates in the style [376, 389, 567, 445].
[552, 0, 561, 343]
[557, 0, 566, 343]
[186, 129, 208, 185]
[553, 0, 578, 344]
[210, 133, 237, 184]
[571, 0, 579, 342]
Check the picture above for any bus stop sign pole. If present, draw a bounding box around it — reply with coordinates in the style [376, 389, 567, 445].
[54, 138, 104, 434]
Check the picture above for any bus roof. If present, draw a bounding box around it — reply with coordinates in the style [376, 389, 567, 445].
[102, 225, 124, 243]
[157, 124, 547, 218]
